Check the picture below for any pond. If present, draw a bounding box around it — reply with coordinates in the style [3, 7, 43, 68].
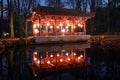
[0, 43, 120, 80]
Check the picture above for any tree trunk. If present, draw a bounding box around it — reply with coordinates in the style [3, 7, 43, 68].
[10, 0, 14, 38]
[0, 0, 3, 20]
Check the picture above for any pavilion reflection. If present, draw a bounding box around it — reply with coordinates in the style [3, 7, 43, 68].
[29, 47, 87, 77]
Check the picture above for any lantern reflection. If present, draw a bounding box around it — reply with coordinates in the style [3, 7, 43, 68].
[32, 49, 85, 69]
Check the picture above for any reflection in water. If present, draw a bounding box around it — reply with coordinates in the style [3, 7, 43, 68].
[0, 44, 120, 80]
[30, 48, 86, 77]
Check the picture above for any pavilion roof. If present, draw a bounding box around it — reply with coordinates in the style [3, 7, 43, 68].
[33, 5, 94, 17]
[28, 6, 95, 21]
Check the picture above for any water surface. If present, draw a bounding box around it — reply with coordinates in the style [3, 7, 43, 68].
[0, 43, 120, 80]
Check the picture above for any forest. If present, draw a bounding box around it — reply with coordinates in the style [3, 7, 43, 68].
[0, 0, 120, 38]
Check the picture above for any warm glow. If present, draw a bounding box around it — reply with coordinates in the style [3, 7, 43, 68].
[33, 12, 36, 15]
[62, 29, 65, 32]
[80, 24, 83, 28]
[74, 53, 76, 56]
[50, 25, 53, 29]
[40, 56, 42, 59]
[74, 26, 76, 29]
[47, 23, 50, 26]
[57, 54, 60, 57]
[78, 24, 83, 28]
[80, 54, 83, 58]
[50, 54, 53, 58]
[78, 23, 81, 26]
[37, 60, 40, 64]
[67, 58, 71, 61]
[78, 57, 81, 60]
[33, 24, 36, 28]
[57, 26, 59, 29]
[37, 24, 39, 26]
[60, 59, 63, 62]
[66, 52, 69, 56]
[34, 29, 39, 33]
[60, 23, 63, 26]
[66, 26, 68, 29]
[34, 52, 37, 55]
[67, 23, 70, 26]
[47, 60, 50, 64]
[34, 57, 37, 61]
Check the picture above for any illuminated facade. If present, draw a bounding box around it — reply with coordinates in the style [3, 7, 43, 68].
[29, 6, 94, 36]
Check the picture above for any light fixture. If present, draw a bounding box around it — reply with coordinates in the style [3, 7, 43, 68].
[74, 53, 76, 56]
[34, 29, 39, 33]
[57, 54, 60, 57]
[50, 54, 53, 58]
[34, 52, 37, 55]
[78, 57, 81, 60]
[66, 52, 69, 56]
[57, 26, 59, 29]
[47, 60, 50, 64]
[37, 60, 40, 64]
[33, 24, 36, 28]
[34, 57, 37, 61]
[60, 59, 63, 62]
[60, 23, 63, 26]
[62, 29, 65, 33]
[74, 26, 76, 29]
[80, 54, 83, 58]
[47, 23, 50, 26]
[67, 58, 71, 61]
[50, 25, 53, 29]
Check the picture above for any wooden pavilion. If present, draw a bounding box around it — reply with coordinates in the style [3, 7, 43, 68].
[28, 6, 94, 36]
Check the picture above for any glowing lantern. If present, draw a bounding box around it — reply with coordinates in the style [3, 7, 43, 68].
[78, 23, 81, 26]
[34, 52, 37, 55]
[80, 54, 83, 58]
[60, 23, 63, 26]
[60, 59, 63, 62]
[34, 57, 37, 61]
[66, 26, 68, 29]
[34, 29, 39, 33]
[67, 58, 71, 61]
[37, 60, 40, 64]
[41, 56, 42, 59]
[33, 11, 36, 15]
[57, 26, 59, 29]
[66, 52, 69, 56]
[62, 29, 65, 32]
[37, 24, 39, 26]
[33, 24, 36, 28]
[74, 26, 76, 29]
[50, 54, 53, 58]
[78, 57, 81, 60]
[47, 23, 50, 26]
[57, 54, 60, 57]
[47, 60, 50, 64]
[67, 23, 70, 26]
[74, 53, 76, 56]
[50, 25, 53, 29]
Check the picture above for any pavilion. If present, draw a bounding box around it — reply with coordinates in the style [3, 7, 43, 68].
[27, 6, 94, 44]
[28, 5, 94, 36]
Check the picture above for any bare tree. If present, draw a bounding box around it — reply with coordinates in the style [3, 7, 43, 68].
[12, 0, 37, 37]
[45, 0, 64, 8]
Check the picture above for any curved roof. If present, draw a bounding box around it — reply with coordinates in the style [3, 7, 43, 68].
[33, 5, 95, 17]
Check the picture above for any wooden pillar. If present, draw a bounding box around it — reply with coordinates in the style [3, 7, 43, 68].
[54, 19, 57, 35]
[46, 26, 48, 36]
[83, 21, 86, 35]
[84, 49, 86, 62]
[71, 23, 74, 35]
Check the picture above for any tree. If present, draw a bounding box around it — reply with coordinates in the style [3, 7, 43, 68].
[45, 0, 64, 8]
[13, 0, 37, 37]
